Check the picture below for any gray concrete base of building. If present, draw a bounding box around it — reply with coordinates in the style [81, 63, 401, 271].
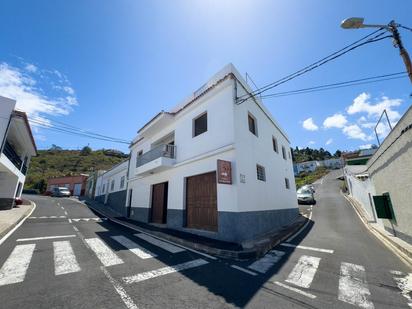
[95, 190, 127, 217]
[127, 207, 299, 244]
[0, 198, 14, 210]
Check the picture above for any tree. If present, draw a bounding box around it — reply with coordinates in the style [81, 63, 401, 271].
[80, 146, 92, 156]
[334, 150, 342, 157]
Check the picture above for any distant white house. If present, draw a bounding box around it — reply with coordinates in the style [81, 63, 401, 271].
[123, 63, 298, 244]
[294, 158, 343, 175]
[0, 96, 37, 210]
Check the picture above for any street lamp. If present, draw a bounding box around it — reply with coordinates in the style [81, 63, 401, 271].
[341, 17, 412, 84]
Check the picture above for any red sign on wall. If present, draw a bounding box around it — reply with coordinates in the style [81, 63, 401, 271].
[217, 160, 232, 184]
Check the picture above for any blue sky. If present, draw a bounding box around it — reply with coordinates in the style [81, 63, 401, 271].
[0, 0, 411, 153]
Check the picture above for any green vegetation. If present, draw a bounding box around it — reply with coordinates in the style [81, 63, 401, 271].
[295, 167, 329, 189]
[25, 146, 128, 193]
[292, 147, 341, 163]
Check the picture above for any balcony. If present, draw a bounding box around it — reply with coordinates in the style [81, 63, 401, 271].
[3, 141, 22, 170]
[136, 144, 176, 175]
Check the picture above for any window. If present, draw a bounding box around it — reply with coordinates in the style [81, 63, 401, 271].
[285, 178, 290, 189]
[193, 112, 207, 137]
[288, 149, 292, 159]
[136, 150, 143, 167]
[120, 176, 125, 189]
[248, 113, 257, 136]
[272, 137, 278, 153]
[256, 164, 266, 181]
[102, 184, 105, 193]
[282, 146, 286, 160]
[110, 180, 115, 191]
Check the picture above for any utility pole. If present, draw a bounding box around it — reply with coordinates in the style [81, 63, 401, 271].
[341, 17, 412, 85]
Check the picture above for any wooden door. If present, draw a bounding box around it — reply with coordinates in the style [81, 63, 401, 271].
[186, 172, 218, 231]
[151, 182, 168, 224]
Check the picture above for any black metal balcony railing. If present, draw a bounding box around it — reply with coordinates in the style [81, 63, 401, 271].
[136, 144, 176, 168]
[3, 141, 22, 170]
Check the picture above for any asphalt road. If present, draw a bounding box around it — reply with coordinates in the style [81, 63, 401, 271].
[0, 170, 410, 308]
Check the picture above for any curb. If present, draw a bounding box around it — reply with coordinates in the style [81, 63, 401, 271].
[0, 200, 36, 246]
[83, 201, 308, 260]
[342, 192, 412, 268]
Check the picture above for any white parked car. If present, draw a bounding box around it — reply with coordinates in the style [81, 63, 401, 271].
[297, 187, 315, 205]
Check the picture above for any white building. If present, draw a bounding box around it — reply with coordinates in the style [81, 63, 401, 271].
[294, 160, 321, 175]
[95, 160, 128, 215]
[0, 96, 37, 210]
[321, 158, 343, 169]
[124, 64, 298, 244]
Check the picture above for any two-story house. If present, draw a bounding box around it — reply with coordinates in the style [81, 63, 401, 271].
[0, 96, 37, 210]
[125, 64, 298, 244]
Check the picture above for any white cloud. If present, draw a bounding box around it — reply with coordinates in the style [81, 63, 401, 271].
[0, 62, 78, 125]
[342, 124, 371, 141]
[25, 63, 37, 73]
[302, 117, 319, 131]
[63, 86, 75, 95]
[308, 140, 316, 145]
[34, 134, 46, 142]
[326, 138, 333, 145]
[347, 92, 402, 123]
[323, 113, 348, 129]
[359, 144, 372, 150]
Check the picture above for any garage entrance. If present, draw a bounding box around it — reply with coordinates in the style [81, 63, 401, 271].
[186, 171, 218, 231]
[151, 182, 168, 224]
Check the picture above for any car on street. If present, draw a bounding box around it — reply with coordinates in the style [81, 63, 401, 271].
[297, 187, 315, 204]
[302, 184, 315, 193]
[51, 187, 71, 197]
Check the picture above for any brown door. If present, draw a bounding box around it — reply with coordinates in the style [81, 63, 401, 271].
[186, 172, 218, 231]
[151, 182, 168, 224]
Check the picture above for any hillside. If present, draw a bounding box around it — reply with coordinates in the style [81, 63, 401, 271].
[25, 146, 128, 192]
[292, 147, 342, 163]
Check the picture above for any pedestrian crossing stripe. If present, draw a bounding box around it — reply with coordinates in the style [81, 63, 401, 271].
[111, 235, 156, 259]
[53, 240, 81, 275]
[0, 244, 35, 286]
[248, 250, 285, 274]
[85, 238, 124, 267]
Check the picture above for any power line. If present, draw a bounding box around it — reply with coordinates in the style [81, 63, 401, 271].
[259, 72, 407, 99]
[237, 28, 391, 103]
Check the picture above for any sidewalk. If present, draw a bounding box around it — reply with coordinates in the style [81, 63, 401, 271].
[0, 200, 35, 241]
[343, 193, 412, 267]
[82, 198, 308, 260]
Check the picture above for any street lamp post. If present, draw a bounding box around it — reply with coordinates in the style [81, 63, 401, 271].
[341, 17, 412, 84]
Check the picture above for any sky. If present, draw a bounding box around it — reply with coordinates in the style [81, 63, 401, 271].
[0, 0, 411, 154]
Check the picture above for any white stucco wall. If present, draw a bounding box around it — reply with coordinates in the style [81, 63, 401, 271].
[0, 96, 15, 149]
[96, 161, 128, 196]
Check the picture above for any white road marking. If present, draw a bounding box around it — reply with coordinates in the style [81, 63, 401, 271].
[280, 243, 334, 254]
[53, 241, 81, 275]
[50, 216, 57, 218]
[230, 265, 258, 276]
[134, 233, 185, 253]
[72, 219, 80, 222]
[17, 235, 76, 242]
[101, 266, 138, 309]
[111, 235, 156, 259]
[274, 281, 317, 299]
[248, 250, 285, 274]
[0, 244, 36, 286]
[392, 272, 412, 308]
[390, 270, 404, 276]
[68, 218, 72, 223]
[286, 210, 313, 243]
[285, 255, 321, 288]
[338, 262, 374, 309]
[64, 211, 68, 216]
[123, 259, 208, 284]
[85, 238, 123, 266]
[73, 226, 79, 232]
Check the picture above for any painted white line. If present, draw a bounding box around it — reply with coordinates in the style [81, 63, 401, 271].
[285, 255, 321, 288]
[17, 235, 76, 242]
[230, 265, 258, 276]
[85, 238, 123, 267]
[338, 262, 374, 309]
[72, 219, 80, 222]
[0, 244, 36, 286]
[111, 235, 156, 259]
[390, 270, 404, 276]
[280, 243, 334, 254]
[73, 226, 79, 232]
[87, 205, 217, 260]
[53, 240, 81, 275]
[60, 216, 66, 218]
[50, 216, 57, 218]
[0, 201, 37, 246]
[123, 259, 208, 284]
[68, 218, 72, 223]
[134, 233, 185, 254]
[101, 266, 138, 309]
[248, 250, 285, 274]
[274, 281, 317, 299]
[286, 210, 313, 243]
[392, 272, 412, 308]
[64, 211, 68, 216]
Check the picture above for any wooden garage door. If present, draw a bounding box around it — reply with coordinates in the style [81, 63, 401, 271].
[186, 172, 217, 231]
[151, 182, 168, 224]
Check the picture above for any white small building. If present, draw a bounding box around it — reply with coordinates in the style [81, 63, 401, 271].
[321, 158, 343, 169]
[294, 160, 321, 175]
[124, 64, 298, 244]
[95, 160, 128, 215]
[0, 96, 37, 210]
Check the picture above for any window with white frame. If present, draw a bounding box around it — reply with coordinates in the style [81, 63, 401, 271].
[272, 137, 278, 153]
[110, 180, 115, 191]
[256, 164, 266, 181]
[285, 178, 290, 189]
[193, 112, 207, 137]
[282, 146, 287, 160]
[248, 113, 258, 136]
[120, 176, 125, 189]
[102, 184, 105, 193]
